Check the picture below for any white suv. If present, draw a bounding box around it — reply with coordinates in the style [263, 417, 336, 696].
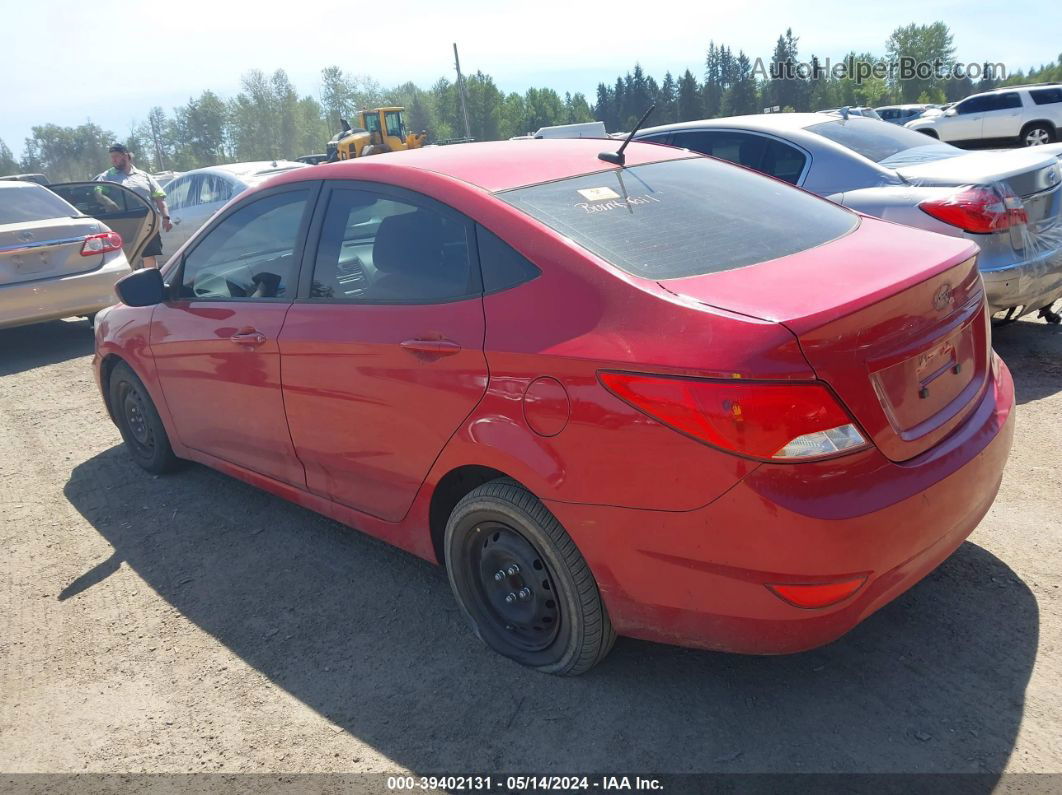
[906, 84, 1062, 147]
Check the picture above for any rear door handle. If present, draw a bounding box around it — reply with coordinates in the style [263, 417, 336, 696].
[400, 338, 462, 356]
[231, 328, 266, 346]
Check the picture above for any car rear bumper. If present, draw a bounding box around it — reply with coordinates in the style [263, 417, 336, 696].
[0, 255, 130, 329]
[980, 239, 1062, 313]
[548, 358, 1015, 654]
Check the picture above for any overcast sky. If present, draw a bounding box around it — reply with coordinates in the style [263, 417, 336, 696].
[3, 0, 1059, 159]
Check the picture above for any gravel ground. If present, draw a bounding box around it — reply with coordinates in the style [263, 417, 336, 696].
[0, 313, 1060, 781]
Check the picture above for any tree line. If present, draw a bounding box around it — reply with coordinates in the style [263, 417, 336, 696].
[2, 22, 1060, 183]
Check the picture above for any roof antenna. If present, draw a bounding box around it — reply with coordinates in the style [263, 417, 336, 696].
[599, 104, 655, 167]
[840, 106, 850, 120]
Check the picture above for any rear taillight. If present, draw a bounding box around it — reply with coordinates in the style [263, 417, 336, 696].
[598, 372, 868, 462]
[919, 185, 1027, 234]
[80, 231, 123, 256]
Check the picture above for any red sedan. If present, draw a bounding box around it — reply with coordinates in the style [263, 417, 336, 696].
[93, 139, 1015, 675]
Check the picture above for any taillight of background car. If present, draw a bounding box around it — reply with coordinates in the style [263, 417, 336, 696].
[918, 185, 1028, 234]
[80, 231, 123, 257]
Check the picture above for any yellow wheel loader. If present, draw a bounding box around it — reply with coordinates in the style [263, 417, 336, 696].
[326, 107, 428, 161]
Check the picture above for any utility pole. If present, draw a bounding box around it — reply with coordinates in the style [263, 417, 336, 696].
[453, 42, 472, 140]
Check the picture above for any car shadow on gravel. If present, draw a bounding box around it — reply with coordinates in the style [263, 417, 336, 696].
[992, 317, 1062, 405]
[63, 447, 1038, 783]
[0, 319, 95, 376]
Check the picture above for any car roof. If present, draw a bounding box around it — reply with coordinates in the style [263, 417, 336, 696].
[177, 161, 309, 183]
[0, 179, 45, 191]
[281, 139, 694, 193]
[639, 113, 873, 137]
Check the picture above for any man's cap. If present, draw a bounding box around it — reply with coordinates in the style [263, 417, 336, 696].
[108, 143, 130, 154]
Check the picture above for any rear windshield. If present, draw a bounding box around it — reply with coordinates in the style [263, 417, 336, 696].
[498, 157, 858, 280]
[0, 184, 80, 225]
[807, 118, 961, 165]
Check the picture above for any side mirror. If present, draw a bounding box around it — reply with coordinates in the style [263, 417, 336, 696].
[945, 108, 957, 117]
[115, 267, 166, 307]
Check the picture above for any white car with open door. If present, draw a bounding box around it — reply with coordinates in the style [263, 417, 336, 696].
[0, 179, 156, 330]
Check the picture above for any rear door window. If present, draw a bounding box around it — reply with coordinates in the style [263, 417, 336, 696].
[670, 130, 767, 172]
[760, 140, 807, 184]
[197, 174, 235, 205]
[983, 92, 1022, 111]
[499, 157, 858, 280]
[310, 188, 476, 303]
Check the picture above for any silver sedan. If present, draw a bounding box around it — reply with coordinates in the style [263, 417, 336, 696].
[1, 180, 155, 330]
[161, 161, 308, 256]
[635, 114, 1062, 320]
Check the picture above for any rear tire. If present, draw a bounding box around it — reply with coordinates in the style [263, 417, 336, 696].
[917, 128, 939, 139]
[444, 478, 615, 675]
[108, 362, 181, 474]
[1021, 124, 1054, 147]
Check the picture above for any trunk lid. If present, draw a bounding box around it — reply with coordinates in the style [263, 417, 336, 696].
[660, 217, 989, 462]
[0, 218, 104, 287]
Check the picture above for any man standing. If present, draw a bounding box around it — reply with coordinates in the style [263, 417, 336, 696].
[94, 144, 172, 269]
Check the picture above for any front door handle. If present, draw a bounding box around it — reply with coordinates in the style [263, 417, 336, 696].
[231, 328, 266, 346]
[400, 338, 462, 356]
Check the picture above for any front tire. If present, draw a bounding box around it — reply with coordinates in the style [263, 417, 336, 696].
[444, 479, 615, 675]
[1022, 124, 1054, 146]
[108, 362, 181, 474]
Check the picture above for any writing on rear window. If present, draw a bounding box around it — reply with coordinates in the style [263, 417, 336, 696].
[576, 194, 661, 214]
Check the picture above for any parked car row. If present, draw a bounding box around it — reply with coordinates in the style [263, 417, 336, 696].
[636, 113, 1062, 321]
[3, 109, 1055, 675]
[905, 84, 1062, 147]
[822, 83, 1062, 150]
[87, 136, 1021, 675]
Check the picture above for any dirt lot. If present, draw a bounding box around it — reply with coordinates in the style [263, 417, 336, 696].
[0, 313, 1060, 780]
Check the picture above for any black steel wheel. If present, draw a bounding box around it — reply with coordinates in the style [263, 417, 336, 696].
[445, 478, 615, 675]
[108, 362, 181, 474]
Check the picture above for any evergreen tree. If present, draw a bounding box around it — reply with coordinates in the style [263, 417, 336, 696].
[657, 72, 677, 123]
[704, 42, 723, 119]
[722, 52, 759, 116]
[677, 70, 704, 122]
[769, 28, 808, 111]
[613, 77, 626, 131]
[594, 83, 617, 130]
